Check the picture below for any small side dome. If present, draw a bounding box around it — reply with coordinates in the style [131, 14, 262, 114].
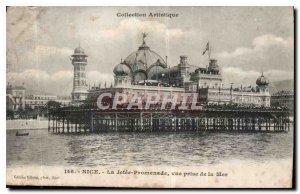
[74, 46, 85, 54]
[113, 63, 131, 76]
[256, 73, 269, 86]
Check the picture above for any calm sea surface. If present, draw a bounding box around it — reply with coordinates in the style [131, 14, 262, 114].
[7, 129, 293, 167]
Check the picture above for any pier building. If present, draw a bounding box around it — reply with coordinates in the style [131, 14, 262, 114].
[85, 33, 271, 108]
[48, 34, 289, 134]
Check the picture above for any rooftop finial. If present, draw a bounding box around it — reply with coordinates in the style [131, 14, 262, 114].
[142, 32, 147, 45]
[166, 56, 168, 64]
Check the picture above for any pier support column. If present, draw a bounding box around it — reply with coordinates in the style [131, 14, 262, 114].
[52, 116, 54, 133]
[48, 114, 50, 132]
[140, 112, 143, 132]
[75, 121, 78, 133]
[67, 116, 70, 133]
[90, 112, 94, 133]
[115, 113, 118, 132]
[150, 113, 153, 132]
[55, 117, 58, 133]
[62, 116, 65, 133]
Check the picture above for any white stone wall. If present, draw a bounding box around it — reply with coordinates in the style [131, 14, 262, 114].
[206, 88, 271, 107]
[114, 75, 132, 87]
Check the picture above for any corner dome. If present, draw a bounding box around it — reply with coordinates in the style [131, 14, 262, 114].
[113, 63, 132, 76]
[256, 73, 269, 86]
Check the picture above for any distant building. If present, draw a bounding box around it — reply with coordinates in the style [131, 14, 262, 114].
[24, 94, 71, 109]
[6, 83, 26, 111]
[271, 90, 294, 111]
[7, 83, 72, 111]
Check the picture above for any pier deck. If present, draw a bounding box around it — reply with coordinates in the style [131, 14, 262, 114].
[48, 107, 291, 133]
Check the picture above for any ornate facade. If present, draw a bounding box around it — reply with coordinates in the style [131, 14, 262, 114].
[110, 34, 271, 107]
[271, 90, 294, 111]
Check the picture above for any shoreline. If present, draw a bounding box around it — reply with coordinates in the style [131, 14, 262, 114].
[6, 119, 48, 130]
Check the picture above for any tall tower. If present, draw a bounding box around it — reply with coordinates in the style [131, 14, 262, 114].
[70, 45, 88, 103]
[178, 55, 190, 86]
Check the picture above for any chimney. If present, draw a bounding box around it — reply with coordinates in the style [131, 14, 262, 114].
[180, 55, 188, 66]
[209, 59, 217, 67]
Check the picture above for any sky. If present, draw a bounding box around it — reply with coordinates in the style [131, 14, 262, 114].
[6, 6, 294, 95]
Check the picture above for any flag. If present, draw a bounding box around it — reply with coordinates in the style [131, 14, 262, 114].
[202, 42, 209, 55]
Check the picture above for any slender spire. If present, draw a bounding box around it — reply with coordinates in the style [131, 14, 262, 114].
[208, 41, 211, 61]
[142, 32, 147, 45]
[134, 53, 138, 71]
[144, 50, 147, 77]
[166, 56, 168, 66]
[139, 32, 149, 50]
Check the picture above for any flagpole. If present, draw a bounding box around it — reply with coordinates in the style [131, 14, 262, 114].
[208, 41, 211, 62]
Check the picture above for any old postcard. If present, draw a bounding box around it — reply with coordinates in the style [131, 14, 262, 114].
[6, 6, 294, 188]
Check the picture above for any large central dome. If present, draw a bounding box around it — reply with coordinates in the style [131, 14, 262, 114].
[123, 34, 167, 81]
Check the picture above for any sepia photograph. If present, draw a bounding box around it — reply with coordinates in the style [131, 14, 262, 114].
[6, 6, 294, 188]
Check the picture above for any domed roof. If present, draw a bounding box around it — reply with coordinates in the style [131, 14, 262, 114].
[74, 46, 85, 54]
[123, 34, 167, 72]
[256, 73, 269, 86]
[113, 63, 132, 76]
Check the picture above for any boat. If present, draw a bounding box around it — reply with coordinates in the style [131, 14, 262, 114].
[16, 131, 29, 136]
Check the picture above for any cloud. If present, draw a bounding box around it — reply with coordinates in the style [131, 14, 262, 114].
[7, 7, 45, 44]
[166, 28, 190, 41]
[7, 69, 51, 82]
[7, 45, 73, 71]
[6, 8, 294, 96]
[24, 45, 73, 64]
[218, 34, 293, 58]
[86, 71, 114, 85]
[32, 45, 73, 58]
[97, 18, 192, 41]
[51, 70, 73, 80]
[253, 34, 293, 49]
[218, 47, 253, 58]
